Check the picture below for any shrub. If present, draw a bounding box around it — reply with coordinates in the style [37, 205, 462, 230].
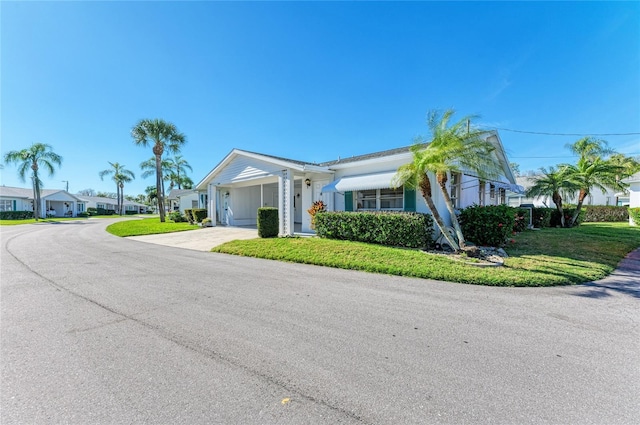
[583, 206, 629, 222]
[0, 210, 34, 220]
[169, 211, 188, 222]
[87, 207, 98, 216]
[459, 205, 516, 247]
[532, 208, 552, 228]
[550, 208, 586, 227]
[513, 208, 528, 233]
[192, 209, 208, 223]
[77, 212, 89, 218]
[125, 210, 138, 215]
[315, 211, 434, 249]
[96, 208, 115, 216]
[258, 207, 279, 238]
[183, 209, 194, 224]
[629, 207, 640, 226]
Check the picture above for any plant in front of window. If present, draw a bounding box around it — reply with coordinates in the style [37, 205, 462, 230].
[392, 109, 502, 252]
[307, 200, 326, 230]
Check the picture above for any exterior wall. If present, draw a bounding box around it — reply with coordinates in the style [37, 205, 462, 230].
[214, 156, 285, 185]
[177, 193, 199, 214]
[0, 197, 31, 212]
[629, 180, 640, 226]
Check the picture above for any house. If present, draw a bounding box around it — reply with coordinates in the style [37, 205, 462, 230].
[166, 189, 200, 214]
[0, 186, 86, 217]
[507, 175, 631, 208]
[623, 172, 640, 226]
[195, 131, 521, 236]
[78, 196, 149, 214]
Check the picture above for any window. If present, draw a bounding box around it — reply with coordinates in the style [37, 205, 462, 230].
[77, 203, 85, 212]
[499, 188, 506, 204]
[450, 173, 461, 208]
[356, 187, 403, 211]
[97, 203, 106, 209]
[0, 200, 13, 212]
[489, 184, 496, 201]
[192, 200, 199, 208]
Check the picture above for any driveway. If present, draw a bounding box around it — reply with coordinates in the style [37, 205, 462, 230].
[126, 225, 258, 251]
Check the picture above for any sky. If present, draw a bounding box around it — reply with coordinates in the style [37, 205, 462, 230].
[1, 1, 639, 197]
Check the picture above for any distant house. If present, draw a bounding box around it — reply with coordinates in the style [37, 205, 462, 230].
[166, 189, 199, 214]
[195, 131, 521, 235]
[506, 175, 629, 208]
[78, 196, 149, 214]
[0, 186, 86, 217]
[623, 172, 640, 225]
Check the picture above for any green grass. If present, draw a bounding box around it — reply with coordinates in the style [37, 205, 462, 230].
[0, 217, 88, 225]
[106, 217, 200, 237]
[212, 222, 640, 287]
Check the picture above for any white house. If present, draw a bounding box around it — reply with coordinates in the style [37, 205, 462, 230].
[623, 172, 640, 226]
[0, 186, 86, 217]
[195, 131, 521, 236]
[78, 196, 149, 214]
[166, 189, 200, 214]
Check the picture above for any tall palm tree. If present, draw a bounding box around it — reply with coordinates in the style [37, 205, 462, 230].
[167, 172, 194, 190]
[166, 155, 193, 190]
[140, 156, 172, 211]
[3, 143, 62, 220]
[393, 109, 502, 251]
[99, 162, 135, 215]
[132, 119, 186, 222]
[525, 166, 578, 228]
[145, 185, 158, 212]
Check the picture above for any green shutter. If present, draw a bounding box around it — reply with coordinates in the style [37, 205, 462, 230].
[12, 200, 17, 211]
[404, 188, 416, 212]
[345, 191, 353, 211]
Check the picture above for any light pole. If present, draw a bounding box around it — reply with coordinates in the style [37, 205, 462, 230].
[62, 180, 69, 192]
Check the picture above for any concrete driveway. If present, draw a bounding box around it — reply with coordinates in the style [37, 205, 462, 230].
[126, 226, 258, 251]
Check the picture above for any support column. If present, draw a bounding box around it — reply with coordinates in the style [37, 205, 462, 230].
[208, 183, 217, 226]
[278, 169, 294, 236]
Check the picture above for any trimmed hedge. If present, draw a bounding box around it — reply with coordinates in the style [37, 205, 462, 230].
[77, 212, 90, 217]
[583, 206, 628, 222]
[532, 208, 552, 228]
[192, 209, 207, 223]
[514, 208, 529, 232]
[629, 207, 640, 226]
[258, 207, 279, 238]
[169, 211, 189, 222]
[315, 211, 434, 249]
[0, 211, 34, 220]
[550, 208, 586, 227]
[459, 205, 516, 247]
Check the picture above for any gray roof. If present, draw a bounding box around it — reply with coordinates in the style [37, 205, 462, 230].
[318, 144, 427, 166]
[77, 195, 147, 207]
[0, 186, 82, 200]
[166, 189, 197, 200]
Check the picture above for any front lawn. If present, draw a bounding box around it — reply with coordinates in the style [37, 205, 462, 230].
[0, 217, 88, 225]
[106, 217, 200, 237]
[211, 223, 639, 287]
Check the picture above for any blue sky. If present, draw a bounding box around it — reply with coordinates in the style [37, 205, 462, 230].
[2, 1, 639, 196]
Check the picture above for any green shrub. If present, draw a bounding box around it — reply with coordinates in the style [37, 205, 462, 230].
[192, 209, 208, 223]
[77, 212, 89, 218]
[96, 208, 115, 216]
[169, 211, 188, 222]
[315, 211, 434, 248]
[550, 208, 586, 227]
[183, 209, 194, 224]
[459, 205, 516, 247]
[532, 208, 552, 228]
[257, 207, 279, 238]
[583, 206, 629, 222]
[87, 207, 98, 216]
[629, 207, 640, 225]
[514, 208, 528, 233]
[0, 210, 34, 220]
[125, 210, 138, 215]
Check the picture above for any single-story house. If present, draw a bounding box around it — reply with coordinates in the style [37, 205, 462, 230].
[0, 186, 86, 217]
[507, 176, 631, 208]
[195, 131, 521, 236]
[623, 172, 640, 226]
[78, 196, 149, 214]
[166, 189, 199, 214]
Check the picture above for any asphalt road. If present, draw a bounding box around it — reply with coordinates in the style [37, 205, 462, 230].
[1, 219, 638, 424]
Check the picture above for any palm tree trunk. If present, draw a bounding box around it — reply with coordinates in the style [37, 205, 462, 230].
[436, 172, 465, 248]
[552, 191, 565, 227]
[419, 175, 460, 251]
[156, 154, 165, 222]
[33, 174, 41, 221]
[569, 189, 587, 227]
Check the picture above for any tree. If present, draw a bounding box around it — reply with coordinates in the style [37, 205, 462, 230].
[525, 166, 578, 228]
[3, 143, 62, 220]
[99, 162, 135, 215]
[132, 119, 186, 222]
[562, 138, 625, 226]
[393, 110, 502, 251]
[145, 185, 158, 212]
[77, 188, 97, 196]
[140, 156, 172, 210]
[167, 172, 194, 190]
[166, 155, 193, 190]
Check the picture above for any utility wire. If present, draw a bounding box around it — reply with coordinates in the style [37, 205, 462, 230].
[484, 127, 640, 136]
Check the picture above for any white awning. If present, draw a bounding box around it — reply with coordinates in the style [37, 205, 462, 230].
[493, 182, 525, 194]
[321, 172, 398, 193]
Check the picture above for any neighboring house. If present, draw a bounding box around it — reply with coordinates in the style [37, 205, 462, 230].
[623, 172, 640, 226]
[78, 196, 149, 214]
[0, 186, 86, 217]
[195, 131, 521, 235]
[507, 176, 630, 208]
[166, 189, 199, 214]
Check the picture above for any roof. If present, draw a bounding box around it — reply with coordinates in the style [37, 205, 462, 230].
[77, 195, 147, 207]
[0, 186, 83, 201]
[319, 144, 424, 166]
[166, 189, 197, 200]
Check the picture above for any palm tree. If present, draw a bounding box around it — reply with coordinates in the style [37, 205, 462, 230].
[525, 166, 578, 228]
[167, 172, 194, 190]
[99, 162, 135, 215]
[166, 155, 193, 190]
[140, 156, 172, 210]
[3, 143, 62, 220]
[145, 185, 158, 212]
[132, 119, 186, 222]
[393, 110, 502, 251]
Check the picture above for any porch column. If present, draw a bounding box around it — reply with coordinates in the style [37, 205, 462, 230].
[278, 169, 294, 236]
[301, 174, 313, 233]
[208, 183, 217, 227]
